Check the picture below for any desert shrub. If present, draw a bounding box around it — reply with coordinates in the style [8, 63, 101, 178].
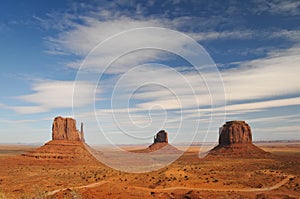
[212, 179, 218, 183]
[33, 187, 47, 199]
[70, 190, 82, 199]
[0, 192, 6, 199]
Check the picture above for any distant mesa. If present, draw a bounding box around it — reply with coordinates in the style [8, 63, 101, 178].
[23, 116, 96, 161]
[207, 121, 270, 158]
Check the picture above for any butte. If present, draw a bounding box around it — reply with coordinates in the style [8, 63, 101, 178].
[133, 130, 180, 153]
[23, 116, 96, 162]
[207, 121, 270, 158]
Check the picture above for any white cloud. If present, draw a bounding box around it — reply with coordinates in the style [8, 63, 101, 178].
[222, 45, 300, 102]
[47, 16, 167, 57]
[271, 29, 300, 42]
[9, 106, 49, 114]
[249, 114, 300, 124]
[0, 118, 37, 124]
[9, 80, 95, 114]
[253, 125, 300, 134]
[225, 97, 300, 113]
[253, 0, 300, 16]
[188, 30, 255, 41]
[268, 0, 300, 15]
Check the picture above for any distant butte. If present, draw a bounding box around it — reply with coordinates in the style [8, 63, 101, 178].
[207, 121, 270, 158]
[147, 130, 179, 153]
[153, 130, 168, 143]
[130, 130, 180, 153]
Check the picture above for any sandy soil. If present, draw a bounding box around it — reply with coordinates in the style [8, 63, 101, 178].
[0, 142, 299, 199]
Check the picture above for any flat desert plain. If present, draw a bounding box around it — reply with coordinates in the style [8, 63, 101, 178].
[0, 142, 299, 199]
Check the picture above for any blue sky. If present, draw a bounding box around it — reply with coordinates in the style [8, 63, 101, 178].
[0, 0, 300, 145]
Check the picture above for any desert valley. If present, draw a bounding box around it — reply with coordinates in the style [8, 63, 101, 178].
[0, 117, 299, 199]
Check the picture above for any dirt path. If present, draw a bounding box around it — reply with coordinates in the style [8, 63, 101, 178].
[131, 175, 294, 193]
[45, 181, 108, 196]
[46, 175, 293, 196]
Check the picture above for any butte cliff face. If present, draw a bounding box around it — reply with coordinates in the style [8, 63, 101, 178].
[218, 121, 252, 146]
[154, 130, 168, 143]
[208, 121, 269, 158]
[52, 116, 84, 141]
[146, 130, 179, 153]
[23, 116, 95, 161]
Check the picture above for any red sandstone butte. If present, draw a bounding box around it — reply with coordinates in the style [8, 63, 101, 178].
[52, 116, 84, 141]
[208, 121, 269, 158]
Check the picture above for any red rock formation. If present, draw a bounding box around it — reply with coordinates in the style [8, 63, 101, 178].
[146, 130, 179, 153]
[154, 130, 168, 143]
[23, 116, 96, 161]
[131, 130, 180, 154]
[52, 116, 84, 141]
[23, 140, 96, 161]
[208, 121, 269, 158]
[218, 121, 252, 146]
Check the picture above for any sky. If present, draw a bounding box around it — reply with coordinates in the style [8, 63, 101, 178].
[0, 0, 300, 145]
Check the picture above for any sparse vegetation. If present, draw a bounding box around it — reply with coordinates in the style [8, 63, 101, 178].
[0, 144, 299, 198]
[0, 192, 6, 199]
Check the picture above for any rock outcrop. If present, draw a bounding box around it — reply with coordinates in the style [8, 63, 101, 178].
[131, 130, 180, 154]
[147, 130, 179, 153]
[52, 116, 84, 141]
[154, 130, 168, 143]
[23, 140, 95, 161]
[208, 121, 269, 158]
[218, 121, 252, 146]
[23, 116, 96, 161]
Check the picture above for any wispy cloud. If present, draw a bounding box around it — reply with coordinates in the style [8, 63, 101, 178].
[188, 30, 255, 41]
[267, 0, 300, 15]
[222, 45, 300, 102]
[271, 29, 300, 42]
[45, 15, 169, 56]
[8, 80, 95, 114]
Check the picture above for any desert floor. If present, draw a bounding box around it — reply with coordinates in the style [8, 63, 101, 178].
[0, 142, 299, 199]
